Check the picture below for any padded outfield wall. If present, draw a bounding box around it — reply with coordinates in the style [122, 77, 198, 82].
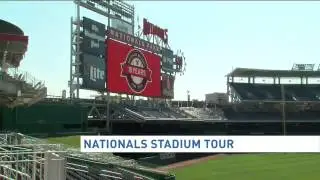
[0, 103, 87, 135]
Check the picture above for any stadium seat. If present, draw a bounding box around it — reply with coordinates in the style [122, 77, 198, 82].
[230, 83, 320, 102]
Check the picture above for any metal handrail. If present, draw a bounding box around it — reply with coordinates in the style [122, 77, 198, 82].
[6, 68, 45, 88]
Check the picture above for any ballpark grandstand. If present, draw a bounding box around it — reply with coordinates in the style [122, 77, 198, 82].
[1, 0, 320, 180]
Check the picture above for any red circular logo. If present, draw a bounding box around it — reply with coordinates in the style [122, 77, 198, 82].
[121, 49, 152, 93]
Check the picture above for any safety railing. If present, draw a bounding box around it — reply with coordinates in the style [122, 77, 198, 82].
[0, 132, 175, 180]
[6, 68, 45, 89]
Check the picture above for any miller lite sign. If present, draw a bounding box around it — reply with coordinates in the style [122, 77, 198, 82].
[143, 18, 168, 44]
[90, 66, 105, 82]
[80, 53, 106, 91]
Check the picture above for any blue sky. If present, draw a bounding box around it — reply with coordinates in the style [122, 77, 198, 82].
[1, 1, 320, 100]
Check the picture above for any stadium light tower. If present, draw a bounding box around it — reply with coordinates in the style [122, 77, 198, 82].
[187, 90, 190, 107]
[281, 84, 286, 135]
[69, 0, 135, 102]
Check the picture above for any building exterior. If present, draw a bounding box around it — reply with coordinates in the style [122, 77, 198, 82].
[205, 92, 228, 105]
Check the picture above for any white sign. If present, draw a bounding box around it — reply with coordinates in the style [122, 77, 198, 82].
[80, 135, 320, 153]
[89, 66, 104, 82]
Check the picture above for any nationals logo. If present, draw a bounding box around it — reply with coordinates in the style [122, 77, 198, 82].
[121, 49, 152, 93]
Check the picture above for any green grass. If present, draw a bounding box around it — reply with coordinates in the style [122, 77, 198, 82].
[47, 135, 80, 148]
[172, 153, 320, 180]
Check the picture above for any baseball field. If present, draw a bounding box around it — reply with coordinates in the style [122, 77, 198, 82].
[48, 136, 320, 180]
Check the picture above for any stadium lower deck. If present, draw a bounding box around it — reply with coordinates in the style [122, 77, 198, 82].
[3, 78, 320, 179]
[2, 97, 320, 136]
[106, 99, 320, 136]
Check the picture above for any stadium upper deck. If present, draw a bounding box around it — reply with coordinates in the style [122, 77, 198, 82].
[0, 19, 28, 69]
[227, 67, 320, 77]
[0, 19, 47, 108]
[227, 67, 320, 102]
[222, 66, 320, 121]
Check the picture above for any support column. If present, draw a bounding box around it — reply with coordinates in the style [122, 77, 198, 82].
[281, 84, 286, 135]
[306, 77, 308, 85]
[106, 92, 110, 134]
[44, 152, 66, 180]
[69, 2, 81, 102]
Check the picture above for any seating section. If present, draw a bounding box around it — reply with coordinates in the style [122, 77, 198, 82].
[0, 133, 175, 180]
[118, 103, 189, 120]
[0, 70, 47, 108]
[223, 107, 320, 121]
[180, 107, 224, 120]
[230, 83, 320, 101]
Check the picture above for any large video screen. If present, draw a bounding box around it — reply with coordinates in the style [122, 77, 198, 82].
[106, 39, 161, 97]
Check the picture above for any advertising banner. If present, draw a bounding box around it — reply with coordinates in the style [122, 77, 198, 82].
[80, 53, 106, 91]
[161, 48, 174, 73]
[174, 55, 183, 72]
[161, 74, 175, 99]
[80, 17, 106, 57]
[111, 18, 133, 35]
[107, 27, 161, 54]
[143, 18, 168, 44]
[106, 39, 161, 97]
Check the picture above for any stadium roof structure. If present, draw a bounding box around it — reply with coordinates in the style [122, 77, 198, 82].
[0, 19, 28, 68]
[227, 68, 320, 77]
[0, 19, 24, 35]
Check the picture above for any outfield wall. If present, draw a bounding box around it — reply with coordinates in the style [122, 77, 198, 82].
[0, 103, 87, 135]
[3, 101, 320, 170]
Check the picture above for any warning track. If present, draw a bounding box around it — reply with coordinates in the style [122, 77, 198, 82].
[157, 154, 225, 171]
